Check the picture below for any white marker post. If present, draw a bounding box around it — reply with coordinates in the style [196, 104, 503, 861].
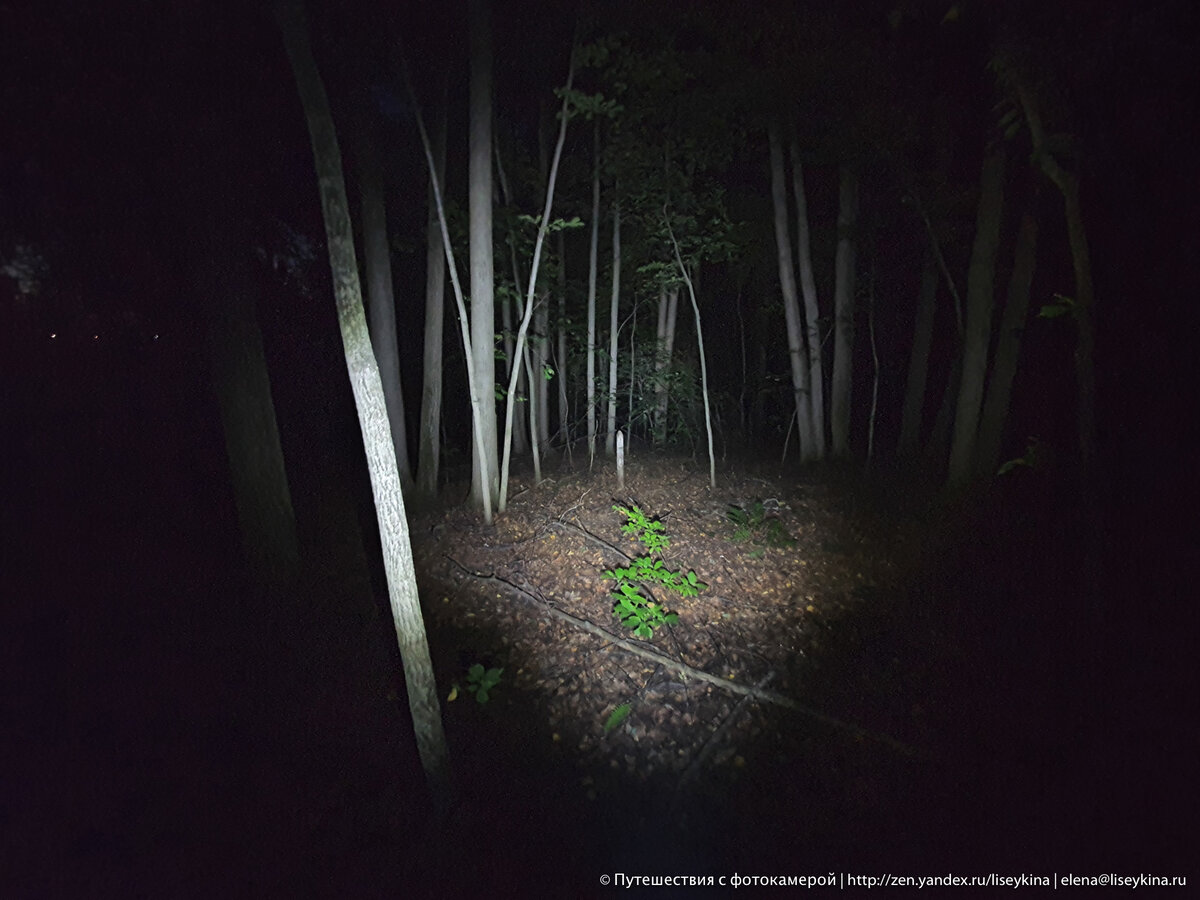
[616, 429, 625, 491]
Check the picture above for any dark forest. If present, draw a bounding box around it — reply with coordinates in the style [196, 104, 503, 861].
[4, 0, 1196, 894]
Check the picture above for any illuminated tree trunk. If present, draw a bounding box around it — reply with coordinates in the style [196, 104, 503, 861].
[468, 0, 498, 509]
[768, 122, 815, 460]
[586, 121, 600, 466]
[276, 0, 450, 813]
[358, 125, 413, 492]
[417, 86, 447, 500]
[605, 200, 621, 456]
[789, 136, 825, 459]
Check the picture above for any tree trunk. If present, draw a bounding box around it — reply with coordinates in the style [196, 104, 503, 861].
[789, 136, 825, 459]
[768, 122, 815, 461]
[358, 125, 413, 492]
[898, 248, 938, 457]
[417, 85, 447, 500]
[276, 0, 450, 813]
[654, 285, 679, 444]
[586, 121, 600, 467]
[605, 200, 621, 456]
[468, 0, 498, 509]
[666, 219, 716, 489]
[948, 149, 1006, 488]
[975, 211, 1038, 479]
[200, 213, 299, 591]
[555, 230, 570, 446]
[497, 49, 574, 510]
[830, 166, 859, 458]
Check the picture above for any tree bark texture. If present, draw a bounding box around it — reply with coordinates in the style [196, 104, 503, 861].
[768, 123, 815, 461]
[468, 0, 498, 509]
[789, 137, 825, 459]
[276, 0, 450, 813]
[417, 87, 447, 500]
[359, 126, 413, 491]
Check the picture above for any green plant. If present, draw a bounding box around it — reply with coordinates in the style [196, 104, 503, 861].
[726, 500, 795, 553]
[604, 504, 705, 639]
[464, 663, 503, 704]
[604, 702, 633, 734]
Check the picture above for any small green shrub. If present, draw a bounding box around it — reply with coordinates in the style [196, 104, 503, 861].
[604, 504, 705, 639]
[464, 663, 503, 704]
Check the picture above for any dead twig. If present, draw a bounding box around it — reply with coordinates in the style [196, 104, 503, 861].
[445, 555, 924, 759]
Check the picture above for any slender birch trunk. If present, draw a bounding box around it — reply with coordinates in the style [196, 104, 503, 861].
[586, 121, 600, 467]
[605, 199, 621, 456]
[417, 85, 447, 500]
[789, 136, 825, 459]
[898, 248, 938, 457]
[359, 126, 413, 492]
[275, 0, 450, 813]
[468, 0, 498, 509]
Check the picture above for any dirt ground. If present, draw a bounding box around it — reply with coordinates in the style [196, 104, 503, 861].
[401, 453, 972, 893]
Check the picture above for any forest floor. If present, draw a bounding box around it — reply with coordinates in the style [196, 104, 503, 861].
[396, 452, 1026, 895]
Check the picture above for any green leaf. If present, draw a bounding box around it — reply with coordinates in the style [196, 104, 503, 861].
[604, 703, 633, 733]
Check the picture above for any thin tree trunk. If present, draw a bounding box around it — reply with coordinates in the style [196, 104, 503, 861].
[200, 213, 299, 590]
[417, 83, 447, 500]
[586, 120, 600, 467]
[975, 211, 1038, 479]
[468, 0, 498, 509]
[789, 136, 825, 459]
[898, 248, 938, 457]
[605, 199, 621, 456]
[830, 166, 859, 458]
[497, 48, 575, 511]
[403, 45, 492, 525]
[666, 216, 716, 489]
[555, 230, 569, 446]
[359, 125, 413, 492]
[276, 0, 450, 813]
[654, 285, 679, 444]
[948, 149, 1006, 488]
[768, 122, 814, 461]
[494, 139, 528, 456]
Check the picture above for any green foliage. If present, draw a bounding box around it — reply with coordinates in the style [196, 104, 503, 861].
[604, 505, 704, 639]
[465, 663, 504, 704]
[604, 702, 633, 734]
[1038, 293, 1076, 319]
[726, 500, 795, 553]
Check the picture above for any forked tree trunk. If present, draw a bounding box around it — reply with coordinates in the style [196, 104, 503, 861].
[789, 136, 825, 459]
[497, 49, 574, 511]
[275, 0, 450, 813]
[948, 149, 1006, 488]
[768, 122, 815, 460]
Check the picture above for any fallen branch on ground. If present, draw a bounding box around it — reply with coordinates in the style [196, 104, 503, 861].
[444, 554, 924, 759]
